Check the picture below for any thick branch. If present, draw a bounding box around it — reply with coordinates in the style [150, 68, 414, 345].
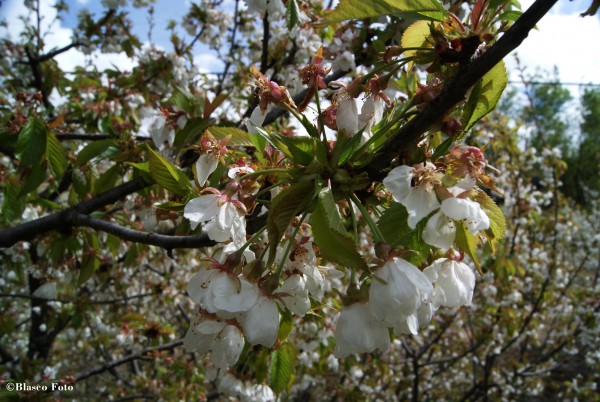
[366, 0, 559, 177]
[75, 339, 184, 382]
[36, 42, 82, 63]
[0, 177, 150, 248]
[55, 133, 152, 141]
[68, 212, 215, 249]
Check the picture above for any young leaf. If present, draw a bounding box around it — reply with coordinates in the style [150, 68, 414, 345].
[286, 0, 301, 30]
[269, 342, 295, 394]
[310, 189, 368, 271]
[16, 117, 47, 166]
[18, 163, 46, 197]
[377, 202, 413, 246]
[272, 135, 316, 166]
[206, 126, 255, 147]
[147, 145, 191, 196]
[460, 61, 508, 136]
[94, 164, 121, 194]
[267, 181, 316, 263]
[46, 131, 67, 180]
[401, 20, 434, 68]
[455, 221, 482, 274]
[321, 0, 447, 24]
[473, 189, 507, 246]
[75, 139, 119, 167]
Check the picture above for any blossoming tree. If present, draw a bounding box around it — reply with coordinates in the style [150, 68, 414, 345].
[0, 0, 598, 400]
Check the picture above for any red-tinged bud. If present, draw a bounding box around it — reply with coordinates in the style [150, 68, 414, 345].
[414, 84, 436, 104]
[223, 180, 241, 197]
[375, 242, 392, 260]
[441, 117, 463, 137]
[383, 45, 402, 63]
[322, 105, 337, 130]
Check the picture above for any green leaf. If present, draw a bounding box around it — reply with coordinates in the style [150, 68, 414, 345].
[1, 184, 26, 223]
[455, 221, 482, 274]
[401, 20, 433, 63]
[126, 161, 151, 173]
[322, 0, 446, 24]
[206, 126, 255, 147]
[16, 117, 47, 166]
[378, 202, 413, 246]
[269, 342, 295, 394]
[147, 145, 191, 196]
[473, 190, 507, 247]
[75, 139, 119, 167]
[310, 189, 368, 271]
[78, 255, 98, 285]
[430, 136, 454, 161]
[315, 188, 346, 234]
[337, 131, 363, 166]
[272, 135, 316, 166]
[174, 117, 207, 149]
[277, 308, 293, 342]
[460, 61, 508, 136]
[18, 163, 46, 197]
[46, 131, 67, 180]
[94, 164, 121, 194]
[267, 181, 316, 264]
[286, 0, 301, 30]
[166, 86, 195, 115]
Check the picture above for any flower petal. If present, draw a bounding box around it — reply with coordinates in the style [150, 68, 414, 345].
[184, 194, 221, 229]
[402, 187, 440, 229]
[383, 165, 413, 203]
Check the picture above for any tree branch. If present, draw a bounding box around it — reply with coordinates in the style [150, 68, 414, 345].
[365, 0, 559, 177]
[68, 212, 216, 249]
[0, 176, 151, 248]
[75, 339, 184, 382]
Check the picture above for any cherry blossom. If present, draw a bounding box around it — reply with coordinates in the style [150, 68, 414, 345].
[369, 258, 433, 333]
[424, 258, 476, 308]
[335, 302, 390, 358]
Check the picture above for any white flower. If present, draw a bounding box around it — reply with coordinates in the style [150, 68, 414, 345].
[277, 274, 311, 316]
[335, 303, 390, 358]
[184, 192, 246, 243]
[195, 154, 219, 188]
[187, 269, 259, 317]
[244, 0, 285, 16]
[184, 318, 245, 369]
[240, 295, 279, 347]
[332, 50, 356, 72]
[33, 282, 57, 299]
[336, 97, 359, 136]
[393, 302, 433, 335]
[244, 383, 276, 402]
[424, 258, 476, 308]
[218, 373, 246, 398]
[422, 197, 490, 250]
[245, 107, 268, 135]
[369, 258, 433, 330]
[383, 164, 440, 228]
[358, 96, 385, 140]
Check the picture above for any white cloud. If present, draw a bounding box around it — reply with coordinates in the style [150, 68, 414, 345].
[194, 52, 224, 74]
[507, 11, 600, 86]
[2, 0, 136, 74]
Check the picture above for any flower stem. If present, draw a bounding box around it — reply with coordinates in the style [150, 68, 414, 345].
[275, 214, 307, 278]
[237, 168, 290, 182]
[349, 193, 384, 243]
